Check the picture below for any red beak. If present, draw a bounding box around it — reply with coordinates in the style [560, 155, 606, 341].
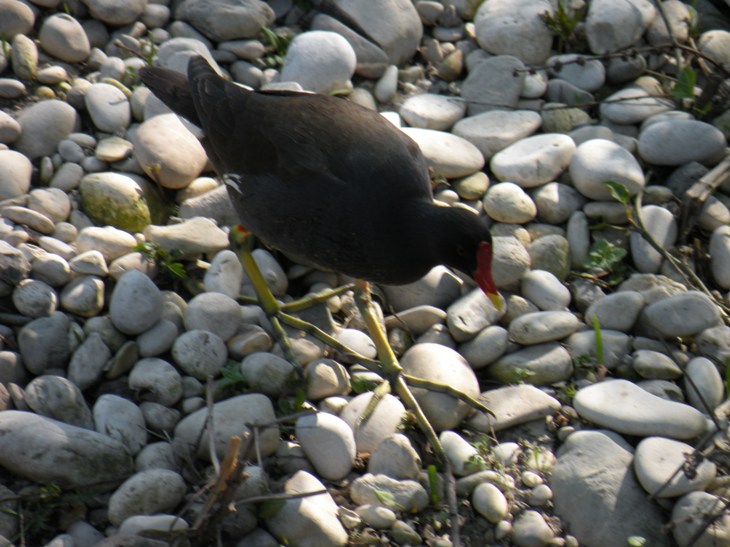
[474, 241, 501, 311]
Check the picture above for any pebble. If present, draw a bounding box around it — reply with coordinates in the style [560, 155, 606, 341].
[117, 515, 189, 537]
[634, 437, 716, 498]
[547, 53, 606, 92]
[183, 291, 241, 341]
[531, 182, 586, 225]
[574, 380, 707, 440]
[643, 291, 722, 338]
[488, 342, 573, 385]
[68, 331, 111, 389]
[265, 471, 348, 546]
[446, 288, 503, 341]
[0, 0, 34, 38]
[382, 265, 462, 311]
[710, 226, 730, 289]
[671, 491, 730, 546]
[109, 270, 163, 335]
[639, 119, 726, 166]
[459, 325, 509, 369]
[368, 433, 421, 480]
[144, 217, 229, 256]
[512, 510, 555, 546]
[59, 271, 104, 315]
[508, 311, 580, 345]
[174, 393, 279, 461]
[25, 375, 94, 429]
[340, 392, 406, 454]
[472, 482, 508, 524]
[452, 110, 542, 160]
[350, 473, 429, 512]
[94, 394, 147, 455]
[684, 357, 724, 413]
[204, 249, 244, 299]
[461, 55, 526, 115]
[492, 236, 531, 289]
[279, 31, 356, 94]
[483, 182, 537, 224]
[17, 312, 70, 375]
[75, 226, 137, 262]
[128, 358, 183, 407]
[399, 93, 465, 130]
[107, 468, 186, 526]
[570, 139, 645, 200]
[600, 86, 672, 124]
[38, 13, 90, 63]
[0, 411, 133, 488]
[13, 100, 80, 160]
[584, 290, 644, 332]
[527, 234, 571, 281]
[12, 278, 57, 318]
[474, 0, 553, 65]
[520, 269, 571, 311]
[400, 343, 479, 431]
[469, 383, 561, 433]
[240, 352, 297, 396]
[632, 349, 682, 380]
[133, 113, 208, 189]
[296, 412, 356, 481]
[400, 127, 484, 178]
[171, 329, 227, 379]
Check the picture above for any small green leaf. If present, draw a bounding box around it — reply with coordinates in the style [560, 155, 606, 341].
[627, 536, 647, 546]
[605, 181, 630, 205]
[671, 66, 697, 101]
[374, 489, 398, 508]
[592, 314, 604, 367]
[257, 499, 286, 519]
[427, 464, 440, 504]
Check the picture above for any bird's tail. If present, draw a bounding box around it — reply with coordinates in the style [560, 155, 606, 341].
[138, 63, 200, 125]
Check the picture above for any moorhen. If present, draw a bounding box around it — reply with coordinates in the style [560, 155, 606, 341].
[138, 56, 499, 305]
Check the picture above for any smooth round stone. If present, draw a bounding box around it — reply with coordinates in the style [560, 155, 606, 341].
[60, 275, 105, 318]
[94, 394, 147, 455]
[672, 491, 730, 546]
[527, 234, 571, 281]
[333, 328, 376, 364]
[632, 349, 682, 380]
[368, 433, 421, 480]
[133, 113, 208, 189]
[446, 288, 503, 342]
[474, 0, 553, 64]
[240, 352, 297, 396]
[0, 110, 21, 144]
[67, 332, 111, 390]
[461, 55, 527, 115]
[109, 270, 163, 336]
[25, 375, 94, 429]
[546, 78, 595, 107]
[384, 305, 446, 337]
[10, 34, 37, 80]
[488, 342, 573, 385]
[84, 83, 131, 134]
[440, 430, 484, 476]
[399, 93, 465, 130]
[118, 515, 189, 537]
[174, 393, 279, 461]
[0, 150, 32, 199]
[355, 504, 396, 529]
[521, 270, 571, 311]
[584, 291, 644, 332]
[128, 358, 183, 407]
[242, 249, 288, 296]
[570, 139, 645, 200]
[183, 292, 241, 341]
[452, 171, 489, 201]
[265, 471, 348, 546]
[296, 412, 356, 481]
[710, 226, 730, 290]
[400, 127, 484, 178]
[136, 440, 180, 471]
[95, 136, 133, 162]
[75, 226, 137, 262]
[574, 380, 707, 440]
[639, 120, 726, 166]
[204, 249, 244, 299]
[697, 29, 730, 66]
[350, 473, 429, 512]
[279, 31, 356, 94]
[50, 162, 84, 191]
[0, 411, 133, 488]
[399, 341, 477, 431]
[107, 469, 186, 526]
[84, 0, 146, 25]
[304, 358, 350, 401]
[28, 187, 71, 223]
[137, 319, 178, 358]
[14, 100, 80, 160]
[39, 13, 90, 63]
[382, 265, 462, 311]
[566, 327, 631, 370]
[635, 437, 716, 498]
[508, 311, 580, 345]
[547, 53, 605, 91]
[458, 325, 509, 369]
[684, 357, 724, 413]
[339, 392, 406, 454]
[490, 134, 575, 188]
[601, 86, 672, 124]
[3, 205, 56, 234]
[171, 329, 227, 380]
[483, 182, 537, 224]
[12, 279, 57, 318]
[492, 236, 531, 289]
[697, 195, 730, 232]
[18, 312, 70, 375]
[452, 110, 542, 160]
[69, 250, 108, 276]
[512, 510, 555, 546]
[144, 217, 230, 256]
[470, 384, 561, 433]
[644, 291, 722, 338]
[587, 0, 654, 52]
[531, 182, 586, 224]
[227, 324, 273, 360]
[31, 253, 71, 287]
[0, 0, 34, 37]
[472, 482, 508, 524]
[696, 326, 730, 364]
[374, 64, 398, 103]
[0, 77, 26, 99]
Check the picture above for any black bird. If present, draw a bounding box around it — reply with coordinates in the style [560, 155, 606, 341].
[139, 55, 499, 305]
